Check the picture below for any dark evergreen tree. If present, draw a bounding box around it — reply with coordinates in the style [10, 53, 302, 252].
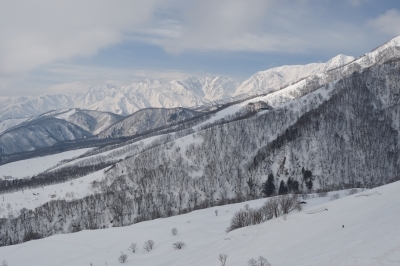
[262, 174, 275, 197]
[303, 170, 314, 190]
[287, 177, 299, 192]
[278, 180, 288, 195]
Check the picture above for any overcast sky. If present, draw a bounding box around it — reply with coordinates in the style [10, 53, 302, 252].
[1, 0, 400, 96]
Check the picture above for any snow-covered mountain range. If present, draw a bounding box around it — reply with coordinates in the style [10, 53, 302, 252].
[0, 55, 354, 121]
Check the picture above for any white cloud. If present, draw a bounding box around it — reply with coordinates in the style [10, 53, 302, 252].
[0, 0, 160, 76]
[369, 9, 400, 36]
[0, 0, 391, 96]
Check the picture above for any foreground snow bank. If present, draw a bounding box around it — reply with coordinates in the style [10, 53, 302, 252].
[0, 184, 399, 266]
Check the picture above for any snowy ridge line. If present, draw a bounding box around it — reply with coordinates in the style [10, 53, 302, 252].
[190, 92, 252, 111]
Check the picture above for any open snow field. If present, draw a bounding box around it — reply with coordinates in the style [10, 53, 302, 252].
[1, 182, 399, 266]
[0, 169, 105, 218]
[0, 148, 93, 179]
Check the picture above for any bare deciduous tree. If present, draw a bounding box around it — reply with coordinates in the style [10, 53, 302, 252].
[143, 240, 155, 252]
[219, 253, 228, 266]
[248, 258, 258, 266]
[171, 228, 178, 235]
[248, 256, 271, 266]
[128, 243, 137, 253]
[258, 256, 271, 266]
[215, 210, 218, 216]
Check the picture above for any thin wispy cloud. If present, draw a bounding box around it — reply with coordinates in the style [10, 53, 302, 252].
[369, 9, 400, 36]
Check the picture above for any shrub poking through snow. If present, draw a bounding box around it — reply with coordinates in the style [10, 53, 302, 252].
[128, 243, 137, 253]
[143, 240, 155, 252]
[347, 188, 358, 195]
[330, 193, 340, 201]
[118, 252, 128, 263]
[171, 228, 178, 235]
[172, 241, 185, 249]
[317, 190, 328, 197]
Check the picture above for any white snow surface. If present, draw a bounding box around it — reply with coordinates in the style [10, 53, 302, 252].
[0, 117, 29, 134]
[0, 148, 92, 179]
[0, 182, 399, 266]
[0, 169, 104, 218]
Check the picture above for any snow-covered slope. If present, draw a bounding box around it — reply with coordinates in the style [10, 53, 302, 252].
[0, 148, 92, 179]
[98, 107, 201, 138]
[234, 54, 355, 96]
[0, 182, 399, 266]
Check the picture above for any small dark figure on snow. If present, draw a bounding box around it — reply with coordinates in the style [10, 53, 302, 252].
[342, 225, 344, 228]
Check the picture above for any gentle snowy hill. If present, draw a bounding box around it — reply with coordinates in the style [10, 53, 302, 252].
[0, 148, 92, 179]
[54, 109, 124, 135]
[0, 182, 399, 266]
[0, 118, 91, 155]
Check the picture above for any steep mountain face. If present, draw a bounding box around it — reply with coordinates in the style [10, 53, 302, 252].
[251, 62, 400, 188]
[98, 107, 201, 138]
[170, 76, 239, 101]
[0, 118, 91, 155]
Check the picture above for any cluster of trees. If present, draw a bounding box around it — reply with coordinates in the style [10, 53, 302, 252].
[0, 162, 115, 194]
[226, 194, 301, 232]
